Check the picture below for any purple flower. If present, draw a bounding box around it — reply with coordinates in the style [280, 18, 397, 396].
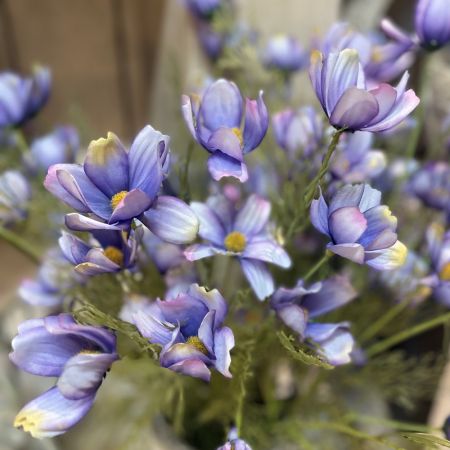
[185, 193, 291, 300]
[197, 22, 227, 60]
[262, 34, 307, 73]
[408, 161, 450, 214]
[272, 106, 323, 160]
[134, 284, 234, 382]
[119, 294, 154, 324]
[423, 223, 450, 306]
[182, 79, 269, 182]
[0, 66, 51, 128]
[19, 248, 75, 308]
[379, 250, 431, 305]
[415, 0, 450, 50]
[318, 22, 414, 83]
[185, 0, 222, 19]
[217, 428, 252, 450]
[142, 229, 198, 297]
[330, 131, 386, 184]
[9, 314, 118, 438]
[59, 229, 140, 276]
[310, 184, 408, 270]
[309, 49, 419, 132]
[44, 125, 199, 244]
[0, 170, 31, 223]
[28, 125, 79, 171]
[271, 276, 357, 365]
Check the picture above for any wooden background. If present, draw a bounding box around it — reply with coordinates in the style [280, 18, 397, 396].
[0, 0, 166, 140]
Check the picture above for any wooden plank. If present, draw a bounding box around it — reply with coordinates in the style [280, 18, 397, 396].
[3, 0, 125, 139]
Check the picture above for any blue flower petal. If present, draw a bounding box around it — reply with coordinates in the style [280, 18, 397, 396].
[142, 195, 199, 244]
[14, 386, 95, 438]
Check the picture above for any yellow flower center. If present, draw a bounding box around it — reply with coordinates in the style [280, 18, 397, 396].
[440, 262, 450, 282]
[186, 336, 208, 355]
[103, 246, 124, 266]
[224, 231, 247, 253]
[111, 190, 128, 209]
[232, 127, 243, 147]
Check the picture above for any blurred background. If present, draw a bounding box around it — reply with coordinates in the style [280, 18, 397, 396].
[0, 0, 449, 449]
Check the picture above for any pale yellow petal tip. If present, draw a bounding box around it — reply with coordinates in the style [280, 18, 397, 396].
[394, 241, 408, 267]
[310, 50, 323, 63]
[14, 410, 45, 439]
[89, 131, 119, 151]
[430, 222, 445, 238]
[440, 262, 450, 282]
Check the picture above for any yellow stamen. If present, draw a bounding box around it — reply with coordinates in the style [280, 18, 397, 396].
[440, 262, 450, 282]
[186, 336, 208, 355]
[224, 231, 247, 253]
[232, 127, 243, 147]
[103, 246, 124, 266]
[111, 190, 128, 209]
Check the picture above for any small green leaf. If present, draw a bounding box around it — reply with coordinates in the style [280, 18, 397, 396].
[277, 331, 334, 370]
[401, 432, 450, 448]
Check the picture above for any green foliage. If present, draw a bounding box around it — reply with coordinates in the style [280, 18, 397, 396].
[401, 432, 450, 448]
[277, 331, 335, 370]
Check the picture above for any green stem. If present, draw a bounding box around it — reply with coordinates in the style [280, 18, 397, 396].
[406, 54, 430, 159]
[13, 129, 29, 156]
[0, 226, 41, 264]
[358, 297, 411, 344]
[303, 129, 345, 208]
[366, 311, 450, 358]
[303, 251, 332, 282]
[181, 141, 193, 203]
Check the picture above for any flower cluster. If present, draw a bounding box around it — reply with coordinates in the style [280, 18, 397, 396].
[4, 0, 450, 448]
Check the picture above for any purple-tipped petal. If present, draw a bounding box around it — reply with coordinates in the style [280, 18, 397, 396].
[44, 165, 90, 213]
[240, 258, 274, 300]
[84, 132, 129, 197]
[184, 244, 217, 261]
[328, 206, 368, 244]
[305, 322, 354, 366]
[207, 152, 248, 182]
[160, 343, 210, 367]
[199, 79, 243, 130]
[65, 213, 121, 232]
[243, 236, 291, 268]
[128, 125, 170, 198]
[310, 191, 330, 236]
[213, 326, 234, 378]
[142, 195, 199, 244]
[277, 304, 308, 337]
[198, 311, 216, 354]
[206, 127, 243, 161]
[234, 194, 271, 236]
[18, 280, 62, 308]
[303, 276, 357, 317]
[327, 243, 365, 264]
[190, 202, 226, 245]
[167, 359, 211, 382]
[59, 231, 91, 265]
[134, 309, 175, 346]
[323, 49, 362, 115]
[329, 184, 380, 214]
[57, 352, 118, 400]
[363, 89, 420, 132]
[109, 189, 152, 223]
[242, 91, 269, 153]
[330, 87, 379, 130]
[10, 324, 84, 377]
[14, 387, 95, 439]
[187, 284, 228, 328]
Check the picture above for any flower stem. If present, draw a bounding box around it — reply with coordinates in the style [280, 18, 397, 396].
[358, 297, 411, 344]
[405, 53, 430, 159]
[0, 226, 41, 264]
[366, 311, 450, 358]
[303, 251, 332, 282]
[303, 128, 345, 208]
